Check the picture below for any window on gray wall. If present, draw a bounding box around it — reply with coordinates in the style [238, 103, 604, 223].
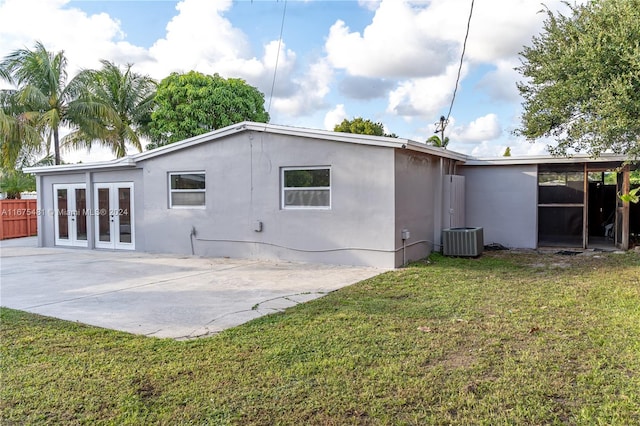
[169, 172, 206, 208]
[282, 167, 331, 209]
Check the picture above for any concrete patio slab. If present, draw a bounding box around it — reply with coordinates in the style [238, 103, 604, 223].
[0, 237, 383, 339]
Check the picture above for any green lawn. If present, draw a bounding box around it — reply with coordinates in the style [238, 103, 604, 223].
[2, 250, 639, 425]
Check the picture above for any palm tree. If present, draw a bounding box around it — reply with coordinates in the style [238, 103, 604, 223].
[0, 104, 41, 169]
[0, 169, 35, 199]
[66, 60, 156, 158]
[0, 41, 110, 165]
[427, 134, 450, 148]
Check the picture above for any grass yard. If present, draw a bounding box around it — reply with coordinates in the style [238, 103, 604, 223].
[1, 250, 640, 425]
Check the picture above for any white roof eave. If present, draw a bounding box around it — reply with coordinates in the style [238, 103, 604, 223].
[463, 153, 630, 166]
[24, 156, 137, 175]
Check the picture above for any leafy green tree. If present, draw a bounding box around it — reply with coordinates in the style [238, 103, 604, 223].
[0, 41, 111, 165]
[334, 117, 397, 138]
[619, 187, 639, 203]
[503, 147, 512, 157]
[65, 60, 156, 158]
[517, 0, 640, 159]
[148, 71, 269, 147]
[427, 134, 450, 148]
[0, 169, 35, 199]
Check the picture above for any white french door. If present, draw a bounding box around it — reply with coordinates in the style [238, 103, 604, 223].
[53, 184, 88, 247]
[94, 183, 135, 250]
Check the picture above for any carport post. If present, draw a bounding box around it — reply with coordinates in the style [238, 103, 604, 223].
[621, 165, 630, 250]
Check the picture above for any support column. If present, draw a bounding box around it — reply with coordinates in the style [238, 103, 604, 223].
[621, 165, 630, 250]
[85, 171, 95, 249]
[36, 174, 44, 247]
[582, 163, 588, 249]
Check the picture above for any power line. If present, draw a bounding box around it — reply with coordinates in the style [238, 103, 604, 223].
[442, 0, 475, 131]
[266, 0, 287, 116]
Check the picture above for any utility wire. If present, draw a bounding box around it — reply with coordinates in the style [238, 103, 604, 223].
[444, 0, 475, 126]
[266, 0, 287, 116]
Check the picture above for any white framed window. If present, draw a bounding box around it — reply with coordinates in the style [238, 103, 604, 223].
[169, 172, 206, 208]
[281, 167, 331, 209]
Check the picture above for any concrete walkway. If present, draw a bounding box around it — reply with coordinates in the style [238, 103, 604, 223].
[0, 237, 382, 339]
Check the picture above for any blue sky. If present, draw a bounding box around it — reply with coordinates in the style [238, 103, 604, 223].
[0, 0, 582, 162]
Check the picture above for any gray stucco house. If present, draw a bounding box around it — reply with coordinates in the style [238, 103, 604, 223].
[26, 122, 637, 268]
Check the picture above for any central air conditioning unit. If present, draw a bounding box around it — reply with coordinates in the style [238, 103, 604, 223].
[442, 227, 484, 257]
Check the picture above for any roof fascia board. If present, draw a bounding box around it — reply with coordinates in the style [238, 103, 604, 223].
[464, 154, 630, 166]
[404, 141, 468, 161]
[246, 123, 468, 161]
[24, 157, 136, 174]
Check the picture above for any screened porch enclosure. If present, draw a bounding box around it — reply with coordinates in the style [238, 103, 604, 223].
[537, 163, 634, 250]
[537, 164, 584, 247]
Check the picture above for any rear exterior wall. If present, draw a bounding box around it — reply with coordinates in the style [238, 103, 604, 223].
[139, 131, 398, 267]
[394, 150, 439, 265]
[460, 164, 538, 249]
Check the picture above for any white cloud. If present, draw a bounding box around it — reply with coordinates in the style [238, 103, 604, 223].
[358, 0, 381, 12]
[256, 40, 298, 98]
[271, 58, 333, 117]
[467, 140, 500, 157]
[325, 0, 452, 78]
[465, 138, 549, 158]
[63, 143, 118, 164]
[445, 0, 550, 63]
[324, 0, 578, 82]
[387, 63, 468, 119]
[450, 113, 502, 144]
[145, 0, 252, 78]
[324, 104, 347, 130]
[422, 0, 584, 63]
[516, 140, 550, 156]
[476, 59, 522, 102]
[0, 0, 147, 75]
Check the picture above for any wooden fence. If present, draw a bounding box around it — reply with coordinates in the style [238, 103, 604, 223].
[0, 199, 38, 240]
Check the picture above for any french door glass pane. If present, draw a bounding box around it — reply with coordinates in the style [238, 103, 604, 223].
[75, 188, 87, 241]
[57, 189, 69, 239]
[118, 188, 131, 243]
[98, 188, 111, 242]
